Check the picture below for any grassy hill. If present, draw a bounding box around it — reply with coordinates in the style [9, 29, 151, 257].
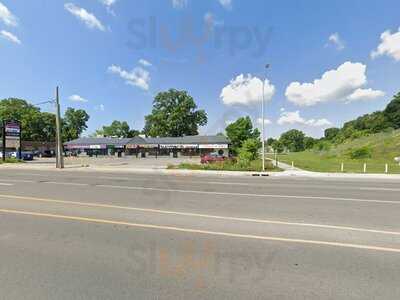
[271, 129, 400, 174]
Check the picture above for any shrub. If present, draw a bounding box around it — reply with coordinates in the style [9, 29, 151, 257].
[238, 138, 261, 165]
[348, 146, 372, 159]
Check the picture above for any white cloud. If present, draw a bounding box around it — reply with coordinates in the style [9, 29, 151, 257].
[277, 111, 331, 127]
[64, 3, 105, 31]
[346, 88, 385, 102]
[95, 104, 105, 111]
[220, 74, 275, 106]
[99, 0, 117, 7]
[0, 30, 21, 44]
[218, 0, 232, 10]
[285, 62, 371, 106]
[138, 59, 152, 67]
[69, 94, 88, 102]
[257, 118, 272, 125]
[172, 0, 187, 9]
[371, 27, 400, 61]
[0, 2, 17, 26]
[327, 33, 345, 50]
[108, 64, 150, 91]
[204, 12, 224, 30]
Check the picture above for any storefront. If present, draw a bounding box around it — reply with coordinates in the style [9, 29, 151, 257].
[64, 135, 230, 157]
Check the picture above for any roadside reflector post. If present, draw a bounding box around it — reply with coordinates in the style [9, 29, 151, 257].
[385, 164, 388, 174]
[291, 161, 294, 169]
[363, 163, 367, 173]
[341, 162, 344, 172]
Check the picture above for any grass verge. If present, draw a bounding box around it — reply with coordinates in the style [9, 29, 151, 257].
[0, 158, 23, 164]
[269, 152, 400, 174]
[168, 160, 282, 172]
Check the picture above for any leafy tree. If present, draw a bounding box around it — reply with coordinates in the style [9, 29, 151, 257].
[279, 129, 305, 152]
[143, 89, 207, 137]
[225, 116, 260, 154]
[271, 140, 284, 153]
[96, 120, 139, 138]
[238, 138, 261, 164]
[384, 92, 400, 129]
[324, 127, 340, 141]
[266, 138, 276, 146]
[0, 98, 56, 141]
[62, 108, 90, 142]
[304, 136, 316, 150]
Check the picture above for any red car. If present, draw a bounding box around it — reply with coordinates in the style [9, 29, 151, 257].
[201, 152, 227, 164]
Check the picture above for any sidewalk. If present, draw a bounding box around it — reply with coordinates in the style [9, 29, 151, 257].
[2, 162, 400, 180]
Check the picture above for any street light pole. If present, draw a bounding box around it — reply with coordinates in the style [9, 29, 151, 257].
[55, 86, 64, 169]
[261, 64, 270, 172]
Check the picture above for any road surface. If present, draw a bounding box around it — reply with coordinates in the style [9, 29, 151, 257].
[0, 169, 399, 299]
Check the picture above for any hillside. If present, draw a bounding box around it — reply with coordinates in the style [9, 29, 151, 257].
[273, 129, 400, 173]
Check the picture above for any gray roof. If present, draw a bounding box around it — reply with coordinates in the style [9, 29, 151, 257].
[64, 135, 229, 146]
[64, 137, 132, 146]
[129, 135, 230, 145]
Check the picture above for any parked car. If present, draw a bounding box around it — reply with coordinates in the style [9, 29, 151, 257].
[39, 150, 55, 157]
[200, 152, 227, 164]
[20, 151, 34, 161]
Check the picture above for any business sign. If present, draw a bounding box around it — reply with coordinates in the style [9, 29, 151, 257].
[199, 144, 229, 149]
[5, 122, 20, 138]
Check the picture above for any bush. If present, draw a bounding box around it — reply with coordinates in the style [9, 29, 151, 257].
[238, 138, 261, 166]
[313, 141, 331, 152]
[348, 146, 372, 159]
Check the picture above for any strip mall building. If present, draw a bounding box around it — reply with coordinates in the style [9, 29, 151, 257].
[64, 135, 230, 157]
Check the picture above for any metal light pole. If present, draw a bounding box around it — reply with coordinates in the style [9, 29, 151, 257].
[55, 86, 64, 169]
[261, 64, 270, 172]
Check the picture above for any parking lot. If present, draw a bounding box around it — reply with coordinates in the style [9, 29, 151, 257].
[26, 155, 200, 169]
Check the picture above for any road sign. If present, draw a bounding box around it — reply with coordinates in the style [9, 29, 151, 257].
[5, 122, 21, 138]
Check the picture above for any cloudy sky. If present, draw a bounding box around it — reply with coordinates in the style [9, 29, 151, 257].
[0, 0, 399, 137]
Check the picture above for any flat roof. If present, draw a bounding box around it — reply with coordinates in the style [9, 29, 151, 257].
[64, 135, 229, 146]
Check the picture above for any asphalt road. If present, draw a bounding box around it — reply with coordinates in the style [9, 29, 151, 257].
[0, 169, 399, 299]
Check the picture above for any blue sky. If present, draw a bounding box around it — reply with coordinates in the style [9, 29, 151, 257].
[0, 0, 399, 138]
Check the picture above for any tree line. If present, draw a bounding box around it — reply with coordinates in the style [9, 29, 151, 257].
[268, 92, 400, 153]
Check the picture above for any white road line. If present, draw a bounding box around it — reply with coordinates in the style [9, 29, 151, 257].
[360, 187, 400, 192]
[0, 179, 35, 183]
[96, 184, 400, 205]
[3, 173, 399, 192]
[1, 208, 400, 254]
[0, 194, 398, 236]
[0, 183, 13, 186]
[43, 182, 89, 187]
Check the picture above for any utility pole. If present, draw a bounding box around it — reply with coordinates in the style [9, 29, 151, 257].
[261, 64, 270, 172]
[55, 86, 64, 169]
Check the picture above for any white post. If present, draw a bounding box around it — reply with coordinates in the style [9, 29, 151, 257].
[291, 161, 294, 169]
[363, 163, 367, 173]
[341, 162, 344, 172]
[385, 163, 388, 174]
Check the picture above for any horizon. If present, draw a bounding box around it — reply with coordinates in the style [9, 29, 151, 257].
[1, 0, 399, 138]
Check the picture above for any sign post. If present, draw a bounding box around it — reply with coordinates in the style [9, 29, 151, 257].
[2, 121, 21, 161]
[2, 121, 5, 162]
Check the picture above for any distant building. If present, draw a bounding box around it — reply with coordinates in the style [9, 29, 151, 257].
[64, 135, 230, 157]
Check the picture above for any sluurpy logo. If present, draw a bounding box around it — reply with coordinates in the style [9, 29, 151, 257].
[126, 15, 273, 60]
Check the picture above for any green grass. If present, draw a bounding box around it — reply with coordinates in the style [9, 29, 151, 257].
[268, 129, 400, 174]
[0, 158, 23, 164]
[168, 160, 282, 172]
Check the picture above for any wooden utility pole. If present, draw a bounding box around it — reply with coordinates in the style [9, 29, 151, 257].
[55, 86, 64, 169]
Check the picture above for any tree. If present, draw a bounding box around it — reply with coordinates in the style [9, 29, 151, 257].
[271, 140, 284, 153]
[324, 127, 340, 141]
[266, 138, 276, 147]
[0, 98, 56, 141]
[304, 136, 316, 150]
[279, 129, 306, 152]
[62, 108, 90, 142]
[98, 121, 127, 137]
[143, 89, 207, 137]
[225, 116, 260, 154]
[384, 92, 400, 129]
[238, 138, 261, 165]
